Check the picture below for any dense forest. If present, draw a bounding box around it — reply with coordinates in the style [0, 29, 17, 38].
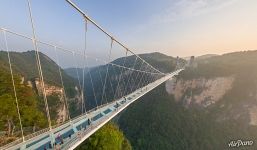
[76, 123, 131, 150]
[118, 50, 257, 150]
[65, 52, 183, 109]
[0, 55, 47, 146]
[3, 49, 257, 149]
[0, 51, 82, 145]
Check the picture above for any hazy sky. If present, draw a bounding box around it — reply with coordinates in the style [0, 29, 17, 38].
[0, 0, 257, 65]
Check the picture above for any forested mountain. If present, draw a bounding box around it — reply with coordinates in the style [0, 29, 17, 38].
[64, 52, 183, 109]
[0, 52, 47, 146]
[118, 50, 257, 150]
[62, 52, 181, 149]
[0, 50, 133, 149]
[3, 50, 257, 150]
[0, 51, 81, 145]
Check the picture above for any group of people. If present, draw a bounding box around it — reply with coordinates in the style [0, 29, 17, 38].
[42, 101, 124, 150]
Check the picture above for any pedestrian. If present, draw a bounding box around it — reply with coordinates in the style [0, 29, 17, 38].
[61, 138, 63, 145]
[49, 143, 52, 149]
[88, 118, 91, 126]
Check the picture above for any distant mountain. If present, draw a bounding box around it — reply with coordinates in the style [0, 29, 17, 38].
[64, 67, 89, 81]
[112, 52, 184, 73]
[64, 52, 185, 109]
[0, 51, 76, 87]
[196, 54, 218, 60]
[0, 50, 133, 148]
[118, 50, 257, 150]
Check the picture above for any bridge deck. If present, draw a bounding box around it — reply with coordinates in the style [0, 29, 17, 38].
[1, 69, 182, 150]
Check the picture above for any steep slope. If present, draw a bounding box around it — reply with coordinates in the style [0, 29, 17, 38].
[0, 59, 47, 146]
[76, 123, 132, 150]
[65, 52, 184, 109]
[0, 51, 81, 135]
[118, 50, 257, 150]
[0, 51, 75, 87]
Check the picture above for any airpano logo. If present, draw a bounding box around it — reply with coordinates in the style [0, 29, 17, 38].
[228, 140, 253, 148]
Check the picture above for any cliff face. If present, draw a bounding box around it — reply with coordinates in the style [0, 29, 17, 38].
[33, 77, 81, 124]
[34, 79, 68, 123]
[165, 74, 257, 127]
[166, 77, 234, 107]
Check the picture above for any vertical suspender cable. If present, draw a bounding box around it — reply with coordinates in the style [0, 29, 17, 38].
[114, 50, 128, 99]
[142, 66, 152, 86]
[54, 46, 71, 120]
[132, 61, 145, 92]
[107, 68, 115, 100]
[72, 51, 84, 114]
[2, 30, 25, 142]
[137, 65, 149, 89]
[65, 0, 164, 75]
[82, 18, 98, 110]
[101, 38, 113, 105]
[26, 0, 52, 130]
[109, 64, 119, 101]
[85, 56, 98, 109]
[96, 60, 108, 104]
[124, 56, 138, 94]
[82, 18, 88, 114]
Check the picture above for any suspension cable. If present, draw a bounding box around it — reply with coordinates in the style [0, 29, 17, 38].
[132, 60, 145, 92]
[114, 50, 128, 99]
[137, 65, 149, 89]
[65, 0, 164, 75]
[124, 56, 138, 94]
[85, 56, 98, 109]
[72, 53, 83, 106]
[1, 27, 163, 75]
[26, 0, 52, 130]
[96, 62, 107, 104]
[2, 30, 25, 142]
[109, 63, 119, 102]
[107, 68, 115, 101]
[101, 38, 113, 105]
[54, 46, 71, 121]
[82, 18, 88, 114]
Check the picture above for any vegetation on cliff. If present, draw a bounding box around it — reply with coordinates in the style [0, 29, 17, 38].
[76, 123, 132, 150]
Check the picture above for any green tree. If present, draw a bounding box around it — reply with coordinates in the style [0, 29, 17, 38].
[76, 122, 132, 150]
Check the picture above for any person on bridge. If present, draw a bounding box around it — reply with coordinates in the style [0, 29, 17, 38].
[123, 96, 126, 102]
[116, 102, 119, 111]
[49, 143, 52, 149]
[88, 118, 91, 126]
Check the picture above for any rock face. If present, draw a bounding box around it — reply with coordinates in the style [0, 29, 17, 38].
[34, 79, 68, 124]
[166, 76, 235, 107]
[166, 76, 257, 126]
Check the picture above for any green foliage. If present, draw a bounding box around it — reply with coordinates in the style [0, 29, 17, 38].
[0, 50, 80, 126]
[65, 52, 181, 110]
[0, 64, 47, 136]
[0, 51, 75, 87]
[76, 123, 132, 150]
[118, 50, 257, 150]
[119, 84, 257, 150]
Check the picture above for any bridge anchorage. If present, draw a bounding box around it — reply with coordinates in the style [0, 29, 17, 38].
[0, 0, 184, 150]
